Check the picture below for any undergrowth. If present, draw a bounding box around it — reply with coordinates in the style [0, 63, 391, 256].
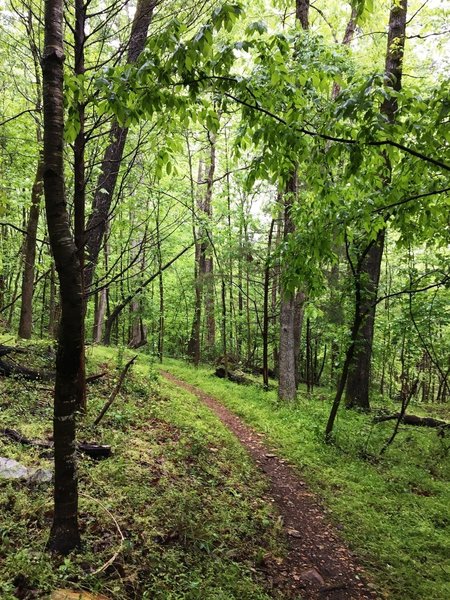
[160, 358, 450, 600]
[0, 341, 285, 599]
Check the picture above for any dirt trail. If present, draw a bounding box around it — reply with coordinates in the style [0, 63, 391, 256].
[161, 371, 378, 600]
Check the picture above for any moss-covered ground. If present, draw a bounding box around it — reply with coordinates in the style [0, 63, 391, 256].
[0, 342, 285, 599]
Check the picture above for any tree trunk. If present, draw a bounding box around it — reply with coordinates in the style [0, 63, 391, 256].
[345, 0, 407, 410]
[345, 230, 385, 409]
[84, 0, 157, 292]
[294, 290, 305, 388]
[74, 0, 86, 410]
[203, 135, 216, 356]
[262, 219, 275, 390]
[43, 0, 81, 554]
[278, 174, 298, 402]
[18, 157, 44, 338]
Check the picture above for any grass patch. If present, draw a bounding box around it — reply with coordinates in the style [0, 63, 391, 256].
[0, 342, 285, 599]
[160, 358, 450, 600]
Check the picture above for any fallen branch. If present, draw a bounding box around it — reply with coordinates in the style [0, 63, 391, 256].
[86, 372, 107, 384]
[80, 492, 125, 576]
[0, 428, 111, 459]
[0, 358, 53, 381]
[374, 413, 449, 429]
[94, 355, 138, 426]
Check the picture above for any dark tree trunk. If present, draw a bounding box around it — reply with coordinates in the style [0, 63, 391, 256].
[345, 230, 385, 409]
[43, 0, 81, 554]
[74, 0, 86, 410]
[18, 157, 44, 338]
[345, 0, 407, 410]
[84, 0, 157, 292]
[262, 219, 275, 390]
[18, 7, 43, 339]
[295, 0, 309, 29]
[278, 175, 298, 402]
[187, 159, 204, 365]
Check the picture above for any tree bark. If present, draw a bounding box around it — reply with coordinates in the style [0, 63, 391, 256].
[74, 0, 86, 410]
[278, 173, 298, 402]
[84, 0, 157, 293]
[262, 219, 275, 390]
[43, 0, 81, 554]
[345, 0, 407, 410]
[18, 157, 44, 338]
[203, 135, 216, 355]
[18, 6, 44, 339]
[345, 229, 385, 409]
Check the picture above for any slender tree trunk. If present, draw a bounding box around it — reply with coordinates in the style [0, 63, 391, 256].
[43, 0, 81, 554]
[262, 219, 275, 390]
[294, 290, 305, 388]
[74, 0, 86, 409]
[203, 135, 216, 356]
[84, 0, 157, 292]
[187, 157, 204, 364]
[278, 175, 298, 402]
[18, 7, 44, 339]
[156, 197, 164, 362]
[18, 157, 44, 338]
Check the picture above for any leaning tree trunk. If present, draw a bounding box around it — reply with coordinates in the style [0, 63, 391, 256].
[84, 0, 157, 293]
[345, 0, 407, 410]
[43, 0, 82, 554]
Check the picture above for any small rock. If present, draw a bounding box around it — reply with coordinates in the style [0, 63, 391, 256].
[0, 457, 28, 480]
[265, 453, 276, 458]
[286, 528, 302, 538]
[299, 567, 325, 586]
[0, 457, 52, 484]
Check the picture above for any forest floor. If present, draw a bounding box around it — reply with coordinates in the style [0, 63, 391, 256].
[161, 370, 377, 600]
[160, 359, 450, 600]
[0, 341, 449, 600]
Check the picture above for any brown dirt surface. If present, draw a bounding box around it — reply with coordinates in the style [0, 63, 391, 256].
[161, 371, 378, 600]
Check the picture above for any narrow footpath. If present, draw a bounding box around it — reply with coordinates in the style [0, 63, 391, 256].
[161, 371, 378, 600]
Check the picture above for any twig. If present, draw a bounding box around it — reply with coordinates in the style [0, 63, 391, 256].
[94, 355, 138, 426]
[80, 492, 125, 576]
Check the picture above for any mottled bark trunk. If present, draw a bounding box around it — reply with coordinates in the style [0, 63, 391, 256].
[278, 175, 297, 402]
[84, 0, 157, 292]
[43, 0, 81, 554]
[93, 286, 107, 342]
[295, 0, 309, 29]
